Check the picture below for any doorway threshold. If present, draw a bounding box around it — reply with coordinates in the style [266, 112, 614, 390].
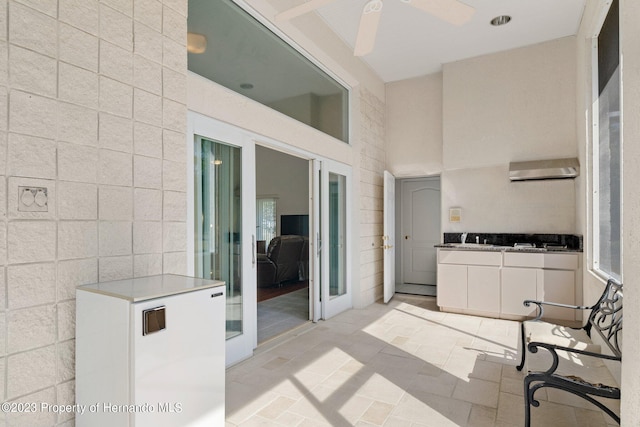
[396, 283, 436, 297]
[255, 321, 316, 355]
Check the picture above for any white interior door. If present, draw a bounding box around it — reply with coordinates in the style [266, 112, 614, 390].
[319, 159, 352, 319]
[383, 171, 396, 303]
[401, 178, 440, 285]
[188, 112, 257, 367]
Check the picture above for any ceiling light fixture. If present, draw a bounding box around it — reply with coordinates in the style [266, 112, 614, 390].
[490, 15, 511, 26]
[187, 32, 207, 54]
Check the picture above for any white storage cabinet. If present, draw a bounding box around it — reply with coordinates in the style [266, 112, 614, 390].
[501, 252, 578, 321]
[437, 250, 502, 315]
[437, 249, 581, 321]
[76, 274, 226, 427]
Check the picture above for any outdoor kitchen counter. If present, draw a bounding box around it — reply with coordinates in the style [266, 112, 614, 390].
[434, 243, 583, 253]
[436, 243, 583, 322]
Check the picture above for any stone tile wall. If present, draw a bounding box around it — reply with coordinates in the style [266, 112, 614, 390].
[358, 88, 385, 306]
[0, 1, 188, 425]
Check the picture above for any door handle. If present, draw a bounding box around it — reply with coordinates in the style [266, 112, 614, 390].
[317, 232, 322, 256]
[252, 235, 256, 267]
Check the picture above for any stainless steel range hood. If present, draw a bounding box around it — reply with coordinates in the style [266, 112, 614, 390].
[509, 158, 580, 181]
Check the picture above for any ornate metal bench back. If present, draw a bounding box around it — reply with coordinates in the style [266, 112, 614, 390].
[586, 279, 622, 358]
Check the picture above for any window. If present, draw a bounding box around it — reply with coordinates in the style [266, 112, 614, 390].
[187, 0, 349, 143]
[256, 198, 277, 244]
[593, 0, 621, 280]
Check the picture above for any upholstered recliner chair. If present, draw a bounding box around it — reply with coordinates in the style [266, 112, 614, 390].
[257, 235, 305, 288]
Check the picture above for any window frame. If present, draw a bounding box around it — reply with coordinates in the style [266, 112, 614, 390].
[188, 0, 353, 144]
[256, 197, 278, 244]
[591, 0, 623, 282]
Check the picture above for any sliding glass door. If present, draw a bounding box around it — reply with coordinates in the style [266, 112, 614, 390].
[189, 113, 256, 366]
[194, 138, 243, 339]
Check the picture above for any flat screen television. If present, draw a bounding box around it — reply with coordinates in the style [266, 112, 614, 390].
[281, 214, 309, 236]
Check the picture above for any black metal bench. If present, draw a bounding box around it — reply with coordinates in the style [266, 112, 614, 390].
[516, 278, 622, 426]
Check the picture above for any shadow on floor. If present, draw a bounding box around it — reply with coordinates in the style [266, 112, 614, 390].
[228, 295, 617, 426]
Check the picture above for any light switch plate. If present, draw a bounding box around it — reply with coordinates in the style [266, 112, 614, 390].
[449, 207, 462, 223]
[18, 187, 48, 212]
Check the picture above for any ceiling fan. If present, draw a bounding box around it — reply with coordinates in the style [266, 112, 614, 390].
[275, 0, 475, 56]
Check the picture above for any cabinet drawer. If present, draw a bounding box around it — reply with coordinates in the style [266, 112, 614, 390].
[438, 250, 501, 266]
[543, 253, 579, 270]
[503, 252, 544, 268]
[504, 252, 580, 270]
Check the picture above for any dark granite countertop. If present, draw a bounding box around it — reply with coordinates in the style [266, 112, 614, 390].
[434, 243, 583, 253]
[437, 232, 583, 253]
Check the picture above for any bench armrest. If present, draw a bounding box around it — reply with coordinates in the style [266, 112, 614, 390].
[523, 300, 593, 321]
[527, 341, 621, 376]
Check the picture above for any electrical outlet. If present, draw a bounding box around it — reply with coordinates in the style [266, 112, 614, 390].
[18, 186, 48, 212]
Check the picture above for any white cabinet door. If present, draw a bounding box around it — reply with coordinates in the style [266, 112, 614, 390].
[501, 267, 538, 317]
[437, 264, 467, 309]
[134, 288, 225, 427]
[467, 266, 501, 314]
[540, 270, 576, 321]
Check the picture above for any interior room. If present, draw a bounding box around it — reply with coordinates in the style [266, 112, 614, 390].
[255, 145, 310, 343]
[1, 0, 639, 426]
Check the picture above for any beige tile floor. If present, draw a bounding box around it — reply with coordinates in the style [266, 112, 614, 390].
[226, 294, 618, 427]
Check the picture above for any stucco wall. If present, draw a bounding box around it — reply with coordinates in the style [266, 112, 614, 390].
[441, 166, 576, 233]
[385, 37, 579, 234]
[0, 0, 189, 425]
[441, 37, 578, 234]
[357, 87, 385, 306]
[385, 73, 443, 177]
[442, 37, 578, 170]
[620, 0, 640, 423]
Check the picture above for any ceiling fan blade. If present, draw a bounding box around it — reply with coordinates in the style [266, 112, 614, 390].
[354, 0, 383, 57]
[275, 0, 339, 22]
[402, 0, 475, 26]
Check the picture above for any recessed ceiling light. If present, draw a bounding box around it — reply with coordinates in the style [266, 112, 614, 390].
[240, 83, 254, 90]
[490, 15, 511, 26]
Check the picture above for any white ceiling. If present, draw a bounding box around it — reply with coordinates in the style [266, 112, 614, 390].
[299, 0, 587, 82]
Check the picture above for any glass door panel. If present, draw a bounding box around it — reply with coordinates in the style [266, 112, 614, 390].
[189, 112, 257, 367]
[195, 138, 243, 339]
[329, 172, 347, 298]
[320, 160, 351, 319]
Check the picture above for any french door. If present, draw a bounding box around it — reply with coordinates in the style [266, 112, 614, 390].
[189, 113, 353, 365]
[188, 113, 256, 367]
[312, 159, 352, 319]
[383, 171, 396, 303]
